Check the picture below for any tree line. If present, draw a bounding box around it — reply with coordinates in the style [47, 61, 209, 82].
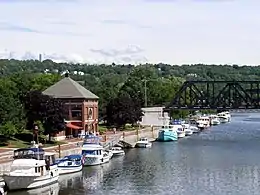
[1, 59, 260, 138]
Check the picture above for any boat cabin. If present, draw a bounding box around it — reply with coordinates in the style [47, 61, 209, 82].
[139, 137, 149, 142]
[10, 148, 57, 177]
[197, 116, 210, 123]
[111, 147, 123, 151]
[57, 154, 82, 166]
[13, 148, 45, 160]
[83, 135, 101, 145]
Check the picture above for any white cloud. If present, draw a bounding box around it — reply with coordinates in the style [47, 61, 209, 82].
[0, 0, 260, 65]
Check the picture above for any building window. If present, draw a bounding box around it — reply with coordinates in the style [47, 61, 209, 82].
[71, 105, 82, 119]
[88, 108, 93, 119]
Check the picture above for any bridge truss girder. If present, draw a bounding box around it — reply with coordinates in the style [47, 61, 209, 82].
[165, 81, 260, 110]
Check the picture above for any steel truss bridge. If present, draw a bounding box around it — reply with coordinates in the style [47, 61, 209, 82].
[164, 81, 260, 111]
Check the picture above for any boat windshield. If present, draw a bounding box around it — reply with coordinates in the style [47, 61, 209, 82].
[82, 150, 102, 155]
[13, 148, 44, 160]
[61, 155, 82, 161]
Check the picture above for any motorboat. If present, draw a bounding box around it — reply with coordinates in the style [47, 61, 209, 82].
[182, 124, 193, 136]
[196, 116, 210, 130]
[135, 137, 152, 148]
[170, 120, 186, 138]
[189, 125, 200, 133]
[81, 135, 111, 166]
[3, 143, 59, 191]
[175, 125, 185, 138]
[217, 111, 231, 123]
[56, 154, 83, 175]
[157, 125, 178, 141]
[109, 147, 125, 157]
[209, 115, 221, 125]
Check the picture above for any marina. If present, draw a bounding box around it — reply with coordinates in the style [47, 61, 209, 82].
[0, 111, 234, 194]
[3, 112, 260, 194]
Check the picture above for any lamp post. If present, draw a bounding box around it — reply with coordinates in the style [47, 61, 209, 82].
[144, 79, 148, 107]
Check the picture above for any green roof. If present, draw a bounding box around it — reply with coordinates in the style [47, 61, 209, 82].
[43, 77, 99, 99]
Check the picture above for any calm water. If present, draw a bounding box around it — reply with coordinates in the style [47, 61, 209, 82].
[9, 113, 260, 195]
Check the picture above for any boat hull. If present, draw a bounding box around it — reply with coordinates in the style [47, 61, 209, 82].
[111, 151, 125, 157]
[185, 130, 193, 136]
[83, 156, 110, 166]
[58, 165, 82, 175]
[4, 174, 59, 191]
[135, 143, 152, 148]
[157, 131, 178, 141]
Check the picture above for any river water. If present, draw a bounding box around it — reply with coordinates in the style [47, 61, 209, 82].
[9, 113, 260, 195]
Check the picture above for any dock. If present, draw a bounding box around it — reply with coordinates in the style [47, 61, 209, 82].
[116, 127, 159, 148]
[0, 127, 159, 176]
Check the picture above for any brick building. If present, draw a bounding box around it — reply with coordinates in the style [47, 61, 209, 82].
[43, 73, 99, 140]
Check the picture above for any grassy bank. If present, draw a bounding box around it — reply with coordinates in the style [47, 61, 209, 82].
[0, 130, 66, 148]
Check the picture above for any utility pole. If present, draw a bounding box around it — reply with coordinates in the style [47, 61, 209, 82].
[144, 79, 148, 107]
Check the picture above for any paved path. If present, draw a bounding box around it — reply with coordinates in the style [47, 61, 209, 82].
[0, 127, 156, 165]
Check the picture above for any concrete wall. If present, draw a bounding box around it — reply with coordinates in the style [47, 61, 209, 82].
[141, 107, 170, 126]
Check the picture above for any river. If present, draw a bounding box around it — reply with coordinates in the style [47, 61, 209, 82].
[9, 113, 260, 195]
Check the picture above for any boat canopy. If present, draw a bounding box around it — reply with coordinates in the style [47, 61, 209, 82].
[60, 154, 82, 161]
[171, 119, 183, 125]
[83, 135, 101, 145]
[13, 148, 45, 160]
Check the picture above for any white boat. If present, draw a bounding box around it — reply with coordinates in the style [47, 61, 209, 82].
[81, 135, 111, 166]
[217, 111, 231, 123]
[210, 115, 221, 125]
[182, 124, 193, 136]
[109, 147, 125, 157]
[135, 137, 152, 148]
[3, 144, 59, 191]
[196, 116, 210, 130]
[174, 125, 185, 138]
[189, 125, 200, 133]
[56, 154, 83, 175]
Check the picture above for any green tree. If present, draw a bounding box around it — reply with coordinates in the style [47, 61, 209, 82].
[0, 78, 26, 137]
[105, 94, 143, 128]
[24, 90, 66, 140]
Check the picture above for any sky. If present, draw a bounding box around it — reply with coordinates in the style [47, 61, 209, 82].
[0, 0, 260, 65]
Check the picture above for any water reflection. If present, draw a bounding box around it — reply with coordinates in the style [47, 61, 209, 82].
[9, 182, 59, 195]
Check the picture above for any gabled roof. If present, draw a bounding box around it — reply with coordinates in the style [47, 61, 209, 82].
[43, 76, 99, 99]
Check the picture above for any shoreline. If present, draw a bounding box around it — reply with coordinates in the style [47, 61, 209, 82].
[0, 127, 158, 174]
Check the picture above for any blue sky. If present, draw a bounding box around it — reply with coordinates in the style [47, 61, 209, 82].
[0, 0, 259, 65]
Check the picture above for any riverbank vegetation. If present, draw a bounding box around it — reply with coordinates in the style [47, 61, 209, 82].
[1, 59, 260, 146]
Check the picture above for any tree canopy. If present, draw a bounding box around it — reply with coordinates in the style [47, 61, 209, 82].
[0, 59, 260, 136]
[106, 94, 143, 128]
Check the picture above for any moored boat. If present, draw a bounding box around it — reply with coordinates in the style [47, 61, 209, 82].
[135, 137, 152, 148]
[3, 144, 59, 191]
[182, 124, 193, 136]
[196, 116, 210, 130]
[189, 125, 200, 133]
[209, 115, 221, 125]
[217, 111, 231, 123]
[81, 135, 111, 166]
[175, 125, 185, 138]
[109, 147, 125, 157]
[56, 154, 83, 175]
[157, 125, 178, 141]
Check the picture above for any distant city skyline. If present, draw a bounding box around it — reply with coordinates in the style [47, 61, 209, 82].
[0, 0, 260, 65]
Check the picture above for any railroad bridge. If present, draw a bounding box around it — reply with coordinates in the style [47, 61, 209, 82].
[164, 80, 260, 111]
